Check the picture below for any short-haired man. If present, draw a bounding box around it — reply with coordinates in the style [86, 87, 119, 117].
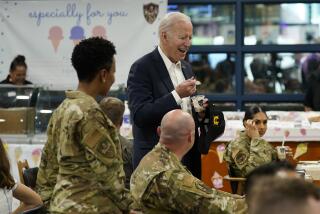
[99, 97, 133, 189]
[131, 109, 246, 213]
[36, 37, 132, 213]
[128, 11, 206, 179]
[248, 177, 320, 214]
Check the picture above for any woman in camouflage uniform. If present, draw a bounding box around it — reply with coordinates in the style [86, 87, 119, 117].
[224, 105, 277, 179]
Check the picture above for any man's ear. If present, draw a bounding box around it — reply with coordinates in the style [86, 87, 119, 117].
[99, 69, 107, 83]
[162, 31, 169, 43]
[187, 132, 192, 144]
[157, 126, 161, 136]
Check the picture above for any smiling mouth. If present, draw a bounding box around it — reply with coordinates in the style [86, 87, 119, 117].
[178, 48, 188, 54]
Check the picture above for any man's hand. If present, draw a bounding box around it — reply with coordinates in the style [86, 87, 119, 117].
[197, 98, 208, 119]
[175, 77, 196, 98]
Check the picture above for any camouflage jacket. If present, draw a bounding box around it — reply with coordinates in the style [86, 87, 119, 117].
[131, 143, 247, 214]
[37, 90, 132, 213]
[35, 115, 59, 210]
[119, 135, 133, 189]
[224, 131, 277, 177]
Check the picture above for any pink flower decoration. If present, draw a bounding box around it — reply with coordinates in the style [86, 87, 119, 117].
[300, 128, 306, 136]
[285, 130, 290, 138]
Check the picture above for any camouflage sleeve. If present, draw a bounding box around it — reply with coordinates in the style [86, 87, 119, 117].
[149, 170, 247, 214]
[223, 141, 233, 164]
[119, 136, 133, 189]
[35, 117, 58, 208]
[233, 138, 275, 175]
[80, 111, 132, 212]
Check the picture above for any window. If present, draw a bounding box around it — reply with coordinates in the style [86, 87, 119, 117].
[169, 4, 235, 45]
[169, 0, 320, 110]
[244, 3, 320, 45]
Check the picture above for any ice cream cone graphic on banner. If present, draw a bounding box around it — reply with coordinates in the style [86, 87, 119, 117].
[92, 25, 107, 39]
[32, 148, 42, 166]
[14, 147, 22, 161]
[70, 26, 85, 46]
[51, 39, 61, 52]
[48, 26, 63, 53]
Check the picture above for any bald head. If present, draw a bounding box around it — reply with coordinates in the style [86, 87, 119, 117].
[158, 12, 191, 38]
[159, 109, 195, 144]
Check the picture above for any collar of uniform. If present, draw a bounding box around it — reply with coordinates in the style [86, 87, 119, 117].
[156, 143, 181, 162]
[65, 90, 97, 104]
[158, 46, 181, 72]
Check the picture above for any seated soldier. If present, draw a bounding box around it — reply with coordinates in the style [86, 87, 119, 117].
[130, 109, 247, 213]
[99, 97, 133, 189]
[248, 176, 320, 214]
[244, 160, 298, 201]
[224, 105, 277, 178]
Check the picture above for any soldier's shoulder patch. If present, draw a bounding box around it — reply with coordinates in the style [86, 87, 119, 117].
[234, 152, 248, 166]
[180, 174, 194, 188]
[83, 129, 103, 149]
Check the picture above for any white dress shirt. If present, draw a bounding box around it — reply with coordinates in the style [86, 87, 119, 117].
[158, 46, 192, 114]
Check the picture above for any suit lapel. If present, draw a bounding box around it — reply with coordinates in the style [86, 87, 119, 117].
[151, 49, 194, 91]
[152, 49, 174, 91]
[181, 61, 193, 80]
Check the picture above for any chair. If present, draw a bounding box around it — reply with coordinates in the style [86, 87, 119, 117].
[17, 159, 30, 185]
[23, 167, 39, 189]
[223, 166, 246, 195]
[17, 159, 39, 189]
[22, 204, 44, 214]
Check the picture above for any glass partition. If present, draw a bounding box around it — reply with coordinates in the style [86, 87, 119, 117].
[0, 85, 37, 134]
[187, 53, 236, 94]
[35, 89, 66, 133]
[169, 4, 235, 45]
[244, 3, 320, 45]
[0, 85, 36, 108]
[243, 52, 320, 94]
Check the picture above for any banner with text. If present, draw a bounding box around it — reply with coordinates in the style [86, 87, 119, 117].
[0, 0, 167, 89]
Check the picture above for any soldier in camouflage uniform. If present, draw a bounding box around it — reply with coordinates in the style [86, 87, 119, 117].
[131, 109, 247, 214]
[99, 97, 133, 189]
[35, 116, 58, 211]
[224, 105, 277, 178]
[36, 38, 132, 213]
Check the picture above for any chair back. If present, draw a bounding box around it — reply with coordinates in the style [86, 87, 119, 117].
[22, 204, 44, 214]
[17, 159, 39, 189]
[17, 159, 30, 184]
[229, 166, 240, 194]
[23, 167, 39, 189]
[223, 166, 246, 195]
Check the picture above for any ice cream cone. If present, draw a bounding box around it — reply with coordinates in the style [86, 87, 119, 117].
[14, 147, 22, 161]
[50, 39, 61, 52]
[217, 151, 224, 163]
[32, 148, 42, 166]
[216, 143, 226, 163]
[73, 39, 81, 46]
[294, 143, 308, 160]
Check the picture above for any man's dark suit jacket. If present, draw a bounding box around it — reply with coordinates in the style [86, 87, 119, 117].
[127, 48, 202, 178]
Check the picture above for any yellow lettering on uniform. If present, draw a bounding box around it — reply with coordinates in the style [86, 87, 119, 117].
[213, 116, 219, 125]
